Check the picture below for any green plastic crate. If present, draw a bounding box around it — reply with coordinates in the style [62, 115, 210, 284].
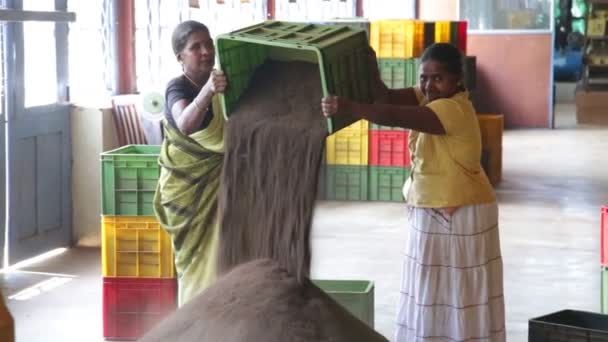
[325, 165, 368, 201]
[369, 166, 410, 202]
[373, 58, 420, 130]
[313, 279, 374, 327]
[303, 18, 370, 41]
[602, 267, 608, 314]
[316, 163, 326, 201]
[378, 58, 420, 89]
[370, 124, 406, 130]
[101, 145, 161, 216]
[450, 21, 460, 48]
[217, 21, 373, 134]
[464, 56, 477, 90]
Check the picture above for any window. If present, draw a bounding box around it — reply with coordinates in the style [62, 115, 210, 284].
[23, 0, 53, 10]
[23, 0, 57, 107]
[135, 0, 191, 91]
[24, 21, 58, 107]
[0, 23, 4, 115]
[275, 0, 356, 21]
[460, 0, 553, 31]
[195, 0, 266, 38]
[67, 0, 112, 106]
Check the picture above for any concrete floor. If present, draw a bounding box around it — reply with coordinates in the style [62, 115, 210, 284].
[2, 103, 608, 342]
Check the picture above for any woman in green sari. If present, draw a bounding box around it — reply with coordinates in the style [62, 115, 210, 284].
[153, 20, 227, 306]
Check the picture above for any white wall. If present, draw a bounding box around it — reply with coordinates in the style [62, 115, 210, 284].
[71, 105, 118, 247]
[275, 0, 356, 20]
[364, 0, 415, 19]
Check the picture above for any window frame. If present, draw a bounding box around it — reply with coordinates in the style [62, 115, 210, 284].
[458, 0, 555, 35]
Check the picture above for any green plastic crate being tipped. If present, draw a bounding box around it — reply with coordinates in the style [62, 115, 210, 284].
[301, 18, 370, 41]
[101, 145, 161, 216]
[216, 21, 373, 134]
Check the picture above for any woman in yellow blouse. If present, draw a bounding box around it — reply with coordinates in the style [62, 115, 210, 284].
[322, 43, 505, 342]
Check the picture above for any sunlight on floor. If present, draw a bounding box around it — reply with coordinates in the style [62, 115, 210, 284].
[0, 248, 68, 274]
[9, 276, 73, 301]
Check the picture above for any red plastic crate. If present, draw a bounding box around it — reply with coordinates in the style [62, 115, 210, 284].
[369, 130, 411, 167]
[458, 21, 467, 54]
[103, 277, 177, 340]
[602, 206, 608, 265]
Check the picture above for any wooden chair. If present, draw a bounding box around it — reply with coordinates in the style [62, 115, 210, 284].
[111, 94, 148, 146]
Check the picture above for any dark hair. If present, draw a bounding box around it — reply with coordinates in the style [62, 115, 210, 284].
[171, 20, 210, 55]
[421, 43, 464, 76]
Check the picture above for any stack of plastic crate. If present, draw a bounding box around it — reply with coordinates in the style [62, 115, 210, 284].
[324, 119, 370, 201]
[367, 20, 418, 202]
[100, 145, 176, 340]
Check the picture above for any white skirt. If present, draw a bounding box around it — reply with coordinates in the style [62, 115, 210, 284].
[395, 203, 506, 342]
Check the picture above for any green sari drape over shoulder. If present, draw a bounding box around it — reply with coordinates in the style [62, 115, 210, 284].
[153, 97, 224, 306]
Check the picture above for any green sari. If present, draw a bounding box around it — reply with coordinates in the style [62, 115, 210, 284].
[153, 97, 224, 306]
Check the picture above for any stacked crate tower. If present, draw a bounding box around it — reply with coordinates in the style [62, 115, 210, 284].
[100, 145, 176, 340]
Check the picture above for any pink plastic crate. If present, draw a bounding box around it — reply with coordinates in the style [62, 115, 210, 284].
[103, 277, 176, 340]
[369, 130, 410, 167]
[602, 206, 608, 265]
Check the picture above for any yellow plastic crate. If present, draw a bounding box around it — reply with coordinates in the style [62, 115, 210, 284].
[434, 21, 451, 43]
[370, 20, 424, 58]
[588, 18, 607, 37]
[326, 120, 369, 165]
[102, 216, 175, 278]
[338, 119, 369, 132]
